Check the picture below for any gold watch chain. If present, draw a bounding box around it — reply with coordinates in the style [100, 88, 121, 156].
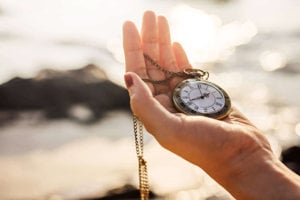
[143, 53, 209, 84]
[133, 115, 149, 200]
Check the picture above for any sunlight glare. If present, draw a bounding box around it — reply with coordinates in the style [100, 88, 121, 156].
[169, 5, 257, 64]
[295, 122, 300, 136]
[260, 51, 287, 71]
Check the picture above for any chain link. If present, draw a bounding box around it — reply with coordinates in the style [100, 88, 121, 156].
[133, 115, 149, 200]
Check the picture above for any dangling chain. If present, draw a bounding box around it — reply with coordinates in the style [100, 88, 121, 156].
[133, 115, 149, 200]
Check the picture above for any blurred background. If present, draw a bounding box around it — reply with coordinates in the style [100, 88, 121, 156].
[0, 0, 300, 199]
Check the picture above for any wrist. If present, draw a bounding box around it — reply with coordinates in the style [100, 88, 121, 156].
[222, 151, 300, 199]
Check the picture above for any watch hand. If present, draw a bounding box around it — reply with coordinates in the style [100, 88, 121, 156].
[197, 84, 203, 96]
[190, 96, 202, 101]
[191, 93, 210, 101]
[203, 93, 210, 98]
[190, 95, 207, 101]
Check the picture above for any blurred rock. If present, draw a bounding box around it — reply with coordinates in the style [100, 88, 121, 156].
[279, 62, 300, 74]
[281, 146, 300, 175]
[84, 184, 159, 200]
[0, 64, 130, 123]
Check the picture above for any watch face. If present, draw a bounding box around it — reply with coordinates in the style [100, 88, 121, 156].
[173, 79, 231, 119]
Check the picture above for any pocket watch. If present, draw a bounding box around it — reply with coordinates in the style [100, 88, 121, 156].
[172, 78, 231, 119]
[143, 54, 232, 119]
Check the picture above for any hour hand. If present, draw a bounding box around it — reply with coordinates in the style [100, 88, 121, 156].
[203, 93, 210, 98]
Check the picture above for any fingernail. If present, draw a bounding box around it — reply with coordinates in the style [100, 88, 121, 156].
[124, 73, 133, 88]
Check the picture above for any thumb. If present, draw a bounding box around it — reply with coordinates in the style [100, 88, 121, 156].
[124, 72, 177, 136]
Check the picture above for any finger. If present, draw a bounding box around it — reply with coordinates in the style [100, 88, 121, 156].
[141, 11, 159, 63]
[158, 16, 183, 93]
[123, 20, 155, 93]
[142, 11, 167, 94]
[158, 15, 178, 72]
[173, 42, 191, 71]
[123, 21, 147, 78]
[124, 72, 178, 137]
[169, 42, 193, 89]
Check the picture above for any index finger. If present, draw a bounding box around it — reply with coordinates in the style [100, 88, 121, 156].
[123, 21, 148, 78]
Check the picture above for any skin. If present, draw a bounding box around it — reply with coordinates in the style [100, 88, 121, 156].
[123, 10, 300, 199]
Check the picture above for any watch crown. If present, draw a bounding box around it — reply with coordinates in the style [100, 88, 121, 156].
[183, 68, 209, 80]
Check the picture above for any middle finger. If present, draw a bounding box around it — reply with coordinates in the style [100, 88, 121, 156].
[142, 11, 169, 95]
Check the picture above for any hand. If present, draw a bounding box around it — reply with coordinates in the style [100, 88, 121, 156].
[123, 11, 300, 199]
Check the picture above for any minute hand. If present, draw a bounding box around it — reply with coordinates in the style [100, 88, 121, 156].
[197, 84, 203, 96]
[190, 96, 203, 101]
